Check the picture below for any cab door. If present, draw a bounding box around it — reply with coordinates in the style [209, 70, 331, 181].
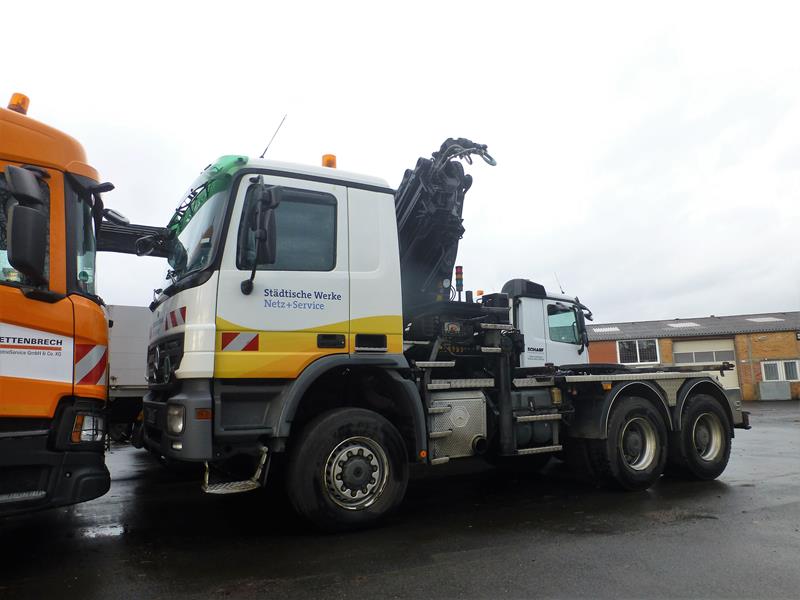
[543, 301, 585, 366]
[0, 163, 75, 418]
[215, 173, 349, 379]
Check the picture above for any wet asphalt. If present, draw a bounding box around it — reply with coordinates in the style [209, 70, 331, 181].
[1, 401, 798, 599]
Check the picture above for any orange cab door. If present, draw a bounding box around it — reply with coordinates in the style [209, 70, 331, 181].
[0, 164, 75, 418]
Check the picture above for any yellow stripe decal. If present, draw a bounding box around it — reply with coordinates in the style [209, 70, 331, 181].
[214, 314, 403, 378]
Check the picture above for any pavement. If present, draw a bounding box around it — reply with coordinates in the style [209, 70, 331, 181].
[1, 401, 798, 599]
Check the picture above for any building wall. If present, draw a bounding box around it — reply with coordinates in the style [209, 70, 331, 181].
[589, 332, 800, 401]
[588, 339, 673, 365]
[588, 340, 617, 363]
[734, 331, 800, 401]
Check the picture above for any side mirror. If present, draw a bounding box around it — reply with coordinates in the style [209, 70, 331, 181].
[7, 203, 47, 284]
[240, 182, 281, 295]
[257, 207, 277, 266]
[4, 165, 47, 206]
[574, 305, 589, 354]
[166, 237, 187, 272]
[103, 207, 129, 225]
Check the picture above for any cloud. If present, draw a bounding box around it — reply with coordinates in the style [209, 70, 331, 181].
[5, 0, 799, 322]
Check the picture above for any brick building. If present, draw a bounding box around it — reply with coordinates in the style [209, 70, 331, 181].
[587, 311, 800, 402]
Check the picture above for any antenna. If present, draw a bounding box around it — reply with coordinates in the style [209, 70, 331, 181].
[259, 113, 288, 159]
[554, 272, 565, 294]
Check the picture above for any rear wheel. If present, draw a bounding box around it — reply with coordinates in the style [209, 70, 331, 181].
[668, 394, 731, 480]
[589, 396, 668, 491]
[286, 408, 409, 532]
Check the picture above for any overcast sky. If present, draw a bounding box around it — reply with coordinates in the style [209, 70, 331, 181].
[6, 1, 799, 323]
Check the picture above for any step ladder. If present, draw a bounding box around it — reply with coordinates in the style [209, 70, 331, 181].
[202, 447, 269, 495]
[0, 490, 46, 505]
[510, 412, 563, 456]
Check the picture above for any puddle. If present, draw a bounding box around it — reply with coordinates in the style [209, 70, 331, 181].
[80, 524, 125, 539]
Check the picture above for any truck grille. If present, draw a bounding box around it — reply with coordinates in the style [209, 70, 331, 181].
[147, 334, 184, 387]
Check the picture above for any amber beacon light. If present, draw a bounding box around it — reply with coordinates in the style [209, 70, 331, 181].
[7, 93, 30, 115]
[322, 154, 337, 168]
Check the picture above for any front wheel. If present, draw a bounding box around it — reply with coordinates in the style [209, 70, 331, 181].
[588, 396, 668, 491]
[286, 408, 409, 532]
[668, 394, 731, 480]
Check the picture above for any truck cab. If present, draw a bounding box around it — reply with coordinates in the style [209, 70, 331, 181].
[502, 279, 591, 368]
[0, 95, 112, 515]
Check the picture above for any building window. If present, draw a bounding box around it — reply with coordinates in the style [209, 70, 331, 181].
[673, 350, 735, 364]
[762, 360, 800, 382]
[617, 339, 659, 364]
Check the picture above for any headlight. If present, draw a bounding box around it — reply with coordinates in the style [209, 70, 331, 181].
[166, 405, 185, 435]
[71, 413, 105, 443]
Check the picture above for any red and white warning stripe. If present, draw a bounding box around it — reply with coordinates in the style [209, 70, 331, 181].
[74, 344, 108, 386]
[164, 307, 187, 331]
[221, 332, 259, 352]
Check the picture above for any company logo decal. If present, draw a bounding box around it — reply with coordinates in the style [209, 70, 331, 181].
[263, 288, 342, 311]
[0, 335, 63, 351]
[221, 332, 259, 352]
[0, 323, 74, 383]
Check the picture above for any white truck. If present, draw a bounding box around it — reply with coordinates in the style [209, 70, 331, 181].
[106, 305, 150, 441]
[100, 140, 750, 530]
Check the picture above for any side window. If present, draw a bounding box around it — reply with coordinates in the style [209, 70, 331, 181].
[0, 168, 50, 286]
[547, 304, 579, 344]
[237, 185, 336, 272]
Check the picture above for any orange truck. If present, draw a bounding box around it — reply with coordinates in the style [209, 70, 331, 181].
[0, 93, 126, 515]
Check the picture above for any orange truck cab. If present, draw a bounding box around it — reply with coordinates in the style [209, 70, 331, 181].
[0, 94, 121, 515]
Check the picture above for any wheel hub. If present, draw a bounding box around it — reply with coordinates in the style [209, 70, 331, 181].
[339, 452, 376, 492]
[619, 417, 658, 471]
[624, 431, 643, 456]
[692, 413, 723, 462]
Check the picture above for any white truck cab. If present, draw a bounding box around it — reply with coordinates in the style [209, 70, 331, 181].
[503, 279, 591, 368]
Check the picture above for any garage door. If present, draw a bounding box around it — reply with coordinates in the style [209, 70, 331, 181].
[673, 339, 739, 390]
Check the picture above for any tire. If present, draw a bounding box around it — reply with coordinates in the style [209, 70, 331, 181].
[286, 408, 409, 532]
[668, 394, 731, 481]
[588, 396, 668, 491]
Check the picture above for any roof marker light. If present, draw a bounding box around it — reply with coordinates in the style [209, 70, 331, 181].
[322, 154, 337, 168]
[8, 93, 30, 115]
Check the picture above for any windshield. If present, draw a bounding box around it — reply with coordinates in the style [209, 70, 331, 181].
[163, 156, 245, 284]
[167, 189, 228, 281]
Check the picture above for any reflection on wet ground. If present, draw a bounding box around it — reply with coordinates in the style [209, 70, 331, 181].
[1, 402, 798, 599]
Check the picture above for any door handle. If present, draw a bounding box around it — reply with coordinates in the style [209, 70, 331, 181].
[317, 334, 345, 349]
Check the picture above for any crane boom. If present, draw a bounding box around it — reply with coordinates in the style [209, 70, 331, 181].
[394, 138, 495, 319]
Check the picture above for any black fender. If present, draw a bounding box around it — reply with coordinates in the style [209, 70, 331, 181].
[674, 377, 735, 437]
[568, 380, 673, 440]
[271, 353, 428, 460]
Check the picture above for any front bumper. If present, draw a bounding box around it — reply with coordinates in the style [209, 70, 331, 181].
[0, 431, 109, 517]
[142, 379, 213, 462]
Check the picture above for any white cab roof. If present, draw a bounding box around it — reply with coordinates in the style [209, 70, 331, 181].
[246, 158, 392, 191]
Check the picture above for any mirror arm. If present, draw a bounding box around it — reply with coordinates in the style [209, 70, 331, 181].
[241, 202, 266, 295]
